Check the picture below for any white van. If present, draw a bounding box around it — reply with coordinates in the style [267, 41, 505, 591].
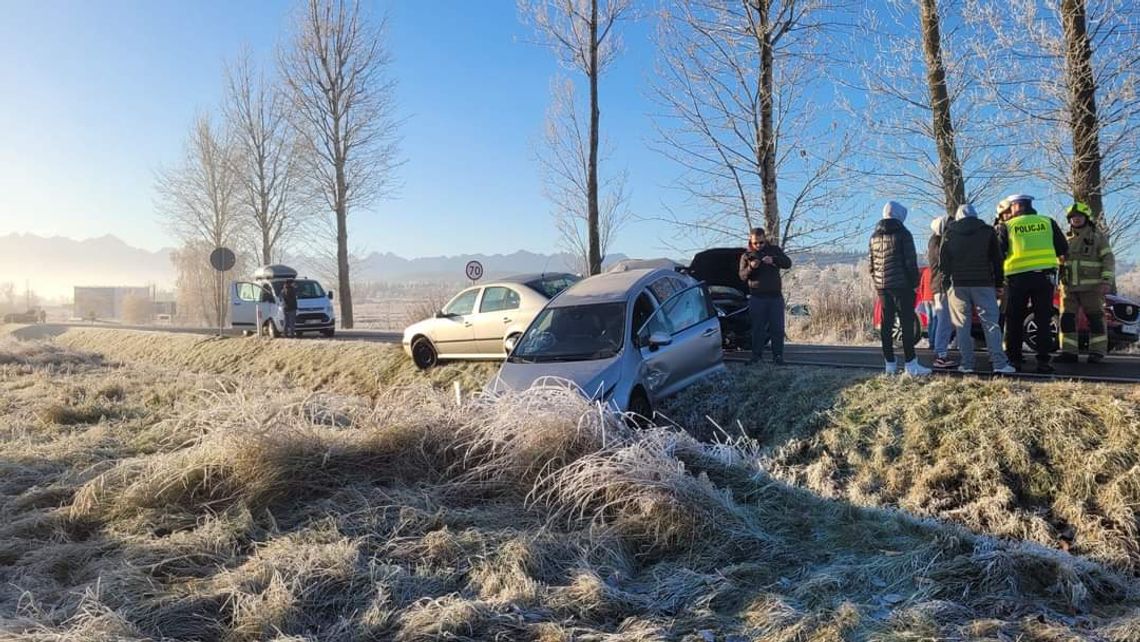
[230, 265, 337, 338]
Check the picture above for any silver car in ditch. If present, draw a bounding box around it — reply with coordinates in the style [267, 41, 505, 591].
[403, 273, 580, 369]
[493, 267, 725, 417]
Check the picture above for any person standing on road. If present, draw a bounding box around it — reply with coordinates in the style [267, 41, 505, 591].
[993, 198, 1012, 337]
[739, 227, 792, 365]
[940, 204, 1016, 374]
[281, 279, 298, 338]
[870, 201, 931, 376]
[1056, 202, 1115, 364]
[997, 194, 1069, 373]
[927, 216, 957, 368]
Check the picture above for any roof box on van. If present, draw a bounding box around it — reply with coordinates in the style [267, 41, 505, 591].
[252, 264, 298, 280]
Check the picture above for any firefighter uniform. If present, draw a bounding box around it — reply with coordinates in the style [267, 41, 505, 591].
[1059, 202, 1115, 361]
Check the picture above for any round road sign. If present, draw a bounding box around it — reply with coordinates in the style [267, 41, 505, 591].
[209, 247, 236, 272]
[465, 260, 484, 281]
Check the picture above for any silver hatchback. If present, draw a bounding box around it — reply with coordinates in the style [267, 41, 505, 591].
[493, 267, 725, 417]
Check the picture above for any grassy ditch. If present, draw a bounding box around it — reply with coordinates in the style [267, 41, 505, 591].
[665, 365, 1140, 575]
[2, 342, 1139, 640]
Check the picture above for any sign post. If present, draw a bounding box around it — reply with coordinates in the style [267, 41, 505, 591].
[209, 247, 237, 337]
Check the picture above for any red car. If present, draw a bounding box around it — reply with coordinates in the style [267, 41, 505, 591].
[873, 267, 1140, 352]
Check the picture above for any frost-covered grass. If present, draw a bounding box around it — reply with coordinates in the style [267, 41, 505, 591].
[666, 364, 1140, 575]
[2, 341, 1140, 639]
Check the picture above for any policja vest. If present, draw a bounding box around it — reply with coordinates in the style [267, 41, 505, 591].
[1004, 214, 1060, 276]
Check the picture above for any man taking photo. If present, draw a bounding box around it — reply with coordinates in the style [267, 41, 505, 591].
[738, 227, 792, 365]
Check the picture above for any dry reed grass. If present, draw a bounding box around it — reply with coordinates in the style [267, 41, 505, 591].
[3, 341, 1140, 640]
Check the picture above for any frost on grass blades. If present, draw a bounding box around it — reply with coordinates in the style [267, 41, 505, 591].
[3, 340, 1140, 640]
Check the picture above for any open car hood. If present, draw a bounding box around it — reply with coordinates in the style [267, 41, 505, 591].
[688, 248, 747, 295]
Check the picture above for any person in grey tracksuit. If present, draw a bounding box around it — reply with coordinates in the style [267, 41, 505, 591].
[939, 204, 1016, 374]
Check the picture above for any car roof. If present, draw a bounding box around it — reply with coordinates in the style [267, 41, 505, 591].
[550, 268, 689, 307]
[497, 272, 577, 284]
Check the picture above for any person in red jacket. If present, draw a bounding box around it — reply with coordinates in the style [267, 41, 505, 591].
[738, 227, 792, 365]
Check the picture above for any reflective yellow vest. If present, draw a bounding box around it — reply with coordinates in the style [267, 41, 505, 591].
[1004, 214, 1060, 276]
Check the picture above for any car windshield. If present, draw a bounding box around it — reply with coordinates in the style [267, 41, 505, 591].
[525, 274, 582, 300]
[270, 280, 325, 299]
[510, 302, 625, 363]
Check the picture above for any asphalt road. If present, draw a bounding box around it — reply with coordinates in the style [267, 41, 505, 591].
[13, 323, 1140, 383]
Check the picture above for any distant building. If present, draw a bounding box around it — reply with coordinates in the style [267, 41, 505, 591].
[73, 286, 152, 321]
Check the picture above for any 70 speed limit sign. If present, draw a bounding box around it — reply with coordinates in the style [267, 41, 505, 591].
[465, 260, 484, 281]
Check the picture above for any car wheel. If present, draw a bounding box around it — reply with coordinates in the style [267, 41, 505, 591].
[264, 320, 280, 339]
[321, 329, 335, 338]
[626, 389, 653, 429]
[1024, 313, 1059, 353]
[890, 316, 923, 347]
[411, 336, 438, 370]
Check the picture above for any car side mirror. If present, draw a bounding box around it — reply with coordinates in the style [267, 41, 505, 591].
[504, 335, 519, 353]
[648, 332, 672, 350]
[328, 291, 334, 300]
[435, 310, 449, 319]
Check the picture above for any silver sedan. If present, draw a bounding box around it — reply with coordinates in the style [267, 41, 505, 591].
[492, 267, 725, 419]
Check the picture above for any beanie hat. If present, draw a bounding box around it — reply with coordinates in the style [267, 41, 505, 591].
[956, 204, 978, 220]
[882, 201, 908, 222]
[930, 216, 947, 236]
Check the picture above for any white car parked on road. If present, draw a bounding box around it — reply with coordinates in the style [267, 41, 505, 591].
[403, 273, 580, 369]
[230, 265, 337, 338]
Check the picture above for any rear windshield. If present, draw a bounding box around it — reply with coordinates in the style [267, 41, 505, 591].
[525, 274, 581, 299]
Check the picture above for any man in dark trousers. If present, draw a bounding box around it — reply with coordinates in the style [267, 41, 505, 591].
[281, 279, 298, 338]
[869, 201, 931, 376]
[738, 227, 792, 365]
[997, 194, 1068, 373]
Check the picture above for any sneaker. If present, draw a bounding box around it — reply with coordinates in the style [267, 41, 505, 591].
[904, 359, 932, 376]
[958, 365, 975, 374]
[1054, 352, 1078, 364]
[993, 364, 1017, 374]
[884, 359, 899, 375]
[933, 356, 959, 369]
[1088, 353, 1105, 364]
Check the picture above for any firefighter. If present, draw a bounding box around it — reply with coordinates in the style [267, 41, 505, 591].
[997, 194, 1069, 373]
[1055, 201, 1115, 363]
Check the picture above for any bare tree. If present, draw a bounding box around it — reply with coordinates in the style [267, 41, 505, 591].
[538, 78, 631, 274]
[280, 0, 401, 328]
[519, 0, 633, 275]
[855, 0, 1008, 222]
[155, 114, 242, 328]
[970, 0, 1140, 245]
[654, 0, 862, 253]
[225, 51, 303, 265]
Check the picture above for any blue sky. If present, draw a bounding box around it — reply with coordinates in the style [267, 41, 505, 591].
[0, 0, 688, 259]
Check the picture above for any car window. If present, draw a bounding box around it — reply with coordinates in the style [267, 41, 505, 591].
[480, 286, 521, 313]
[661, 285, 714, 334]
[510, 302, 625, 362]
[648, 277, 680, 303]
[444, 289, 480, 316]
[237, 283, 260, 302]
[525, 275, 581, 299]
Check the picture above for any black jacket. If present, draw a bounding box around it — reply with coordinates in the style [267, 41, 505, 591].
[996, 209, 1069, 271]
[927, 233, 945, 294]
[738, 244, 792, 296]
[869, 219, 919, 291]
[281, 285, 298, 312]
[939, 217, 1004, 289]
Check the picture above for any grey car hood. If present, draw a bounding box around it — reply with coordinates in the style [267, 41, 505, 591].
[493, 355, 623, 401]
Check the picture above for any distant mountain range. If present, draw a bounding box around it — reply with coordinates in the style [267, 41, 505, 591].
[0, 233, 873, 300]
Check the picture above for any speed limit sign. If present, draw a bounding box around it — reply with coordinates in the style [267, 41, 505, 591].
[465, 260, 484, 281]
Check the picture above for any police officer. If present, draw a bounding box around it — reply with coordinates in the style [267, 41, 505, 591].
[997, 194, 1069, 373]
[1055, 202, 1115, 364]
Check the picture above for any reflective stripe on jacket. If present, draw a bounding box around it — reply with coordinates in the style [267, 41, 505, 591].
[1063, 224, 1115, 291]
[1004, 214, 1060, 276]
